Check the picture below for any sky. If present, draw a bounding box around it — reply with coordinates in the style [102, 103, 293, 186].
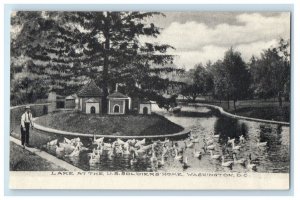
[11, 11, 291, 71]
[142, 12, 291, 70]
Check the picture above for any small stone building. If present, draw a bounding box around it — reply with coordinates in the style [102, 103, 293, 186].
[65, 94, 78, 109]
[139, 100, 152, 115]
[47, 91, 65, 112]
[77, 80, 103, 114]
[85, 98, 100, 114]
[107, 91, 131, 115]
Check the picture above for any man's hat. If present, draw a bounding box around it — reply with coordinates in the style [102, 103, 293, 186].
[25, 105, 31, 109]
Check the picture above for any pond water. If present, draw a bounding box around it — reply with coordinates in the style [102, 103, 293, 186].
[44, 105, 290, 173]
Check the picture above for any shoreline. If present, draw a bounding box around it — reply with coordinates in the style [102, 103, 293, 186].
[188, 103, 290, 126]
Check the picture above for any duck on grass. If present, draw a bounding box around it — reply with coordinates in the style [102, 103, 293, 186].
[34, 111, 184, 136]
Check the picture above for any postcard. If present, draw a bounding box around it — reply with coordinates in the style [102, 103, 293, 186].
[9, 10, 291, 190]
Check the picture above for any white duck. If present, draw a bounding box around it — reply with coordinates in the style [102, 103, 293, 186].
[115, 145, 124, 156]
[193, 149, 202, 159]
[140, 144, 153, 151]
[47, 139, 58, 146]
[158, 155, 165, 167]
[239, 135, 245, 143]
[205, 138, 214, 145]
[88, 152, 100, 164]
[160, 138, 170, 144]
[221, 156, 233, 168]
[174, 149, 183, 161]
[93, 136, 104, 144]
[107, 149, 114, 160]
[150, 150, 157, 164]
[116, 138, 126, 145]
[230, 141, 241, 150]
[257, 141, 267, 147]
[182, 157, 190, 169]
[185, 141, 194, 148]
[135, 138, 146, 147]
[130, 152, 138, 166]
[123, 145, 130, 156]
[209, 150, 221, 159]
[233, 153, 247, 165]
[206, 144, 215, 150]
[55, 144, 65, 156]
[246, 159, 257, 171]
[102, 142, 112, 150]
[72, 137, 81, 144]
[227, 137, 235, 145]
[192, 137, 200, 143]
[162, 146, 169, 155]
[128, 139, 136, 146]
[93, 148, 102, 158]
[64, 137, 72, 144]
[66, 145, 80, 157]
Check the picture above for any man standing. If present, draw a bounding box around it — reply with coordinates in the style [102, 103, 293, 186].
[20, 105, 34, 148]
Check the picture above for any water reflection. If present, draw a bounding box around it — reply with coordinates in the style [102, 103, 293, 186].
[44, 105, 289, 173]
[214, 116, 248, 145]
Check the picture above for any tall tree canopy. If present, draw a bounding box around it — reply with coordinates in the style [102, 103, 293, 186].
[249, 39, 290, 106]
[11, 11, 181, 107]
[180, 63, 213, 101]
[211, 48, 251, 110]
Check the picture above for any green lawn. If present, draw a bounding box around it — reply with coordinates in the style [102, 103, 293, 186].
[34, 111, 184, 136]
[10, 142, 65, 171]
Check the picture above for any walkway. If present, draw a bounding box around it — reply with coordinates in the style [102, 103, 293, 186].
[10, 136, 82, 171]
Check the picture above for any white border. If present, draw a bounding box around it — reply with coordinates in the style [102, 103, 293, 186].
[1, 0, 298, 199]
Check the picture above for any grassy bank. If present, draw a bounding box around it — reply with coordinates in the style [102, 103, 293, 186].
[188, 100, 290, 122]
[10, 142, 65, 171]
[35, 111, 184, 136]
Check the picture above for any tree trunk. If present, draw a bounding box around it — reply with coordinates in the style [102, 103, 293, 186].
[227, 95, 230, 110]
[102, 13, 110, 114]
[233, 99, 236, 112]
[278, 92, 282, 107]
[192, 95, 197, 102]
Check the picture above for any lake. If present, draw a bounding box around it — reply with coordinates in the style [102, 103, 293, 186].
[45, 105, 290, 173]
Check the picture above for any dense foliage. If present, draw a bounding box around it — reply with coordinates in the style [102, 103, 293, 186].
[11, 11, 182, 108]
[11, 11, 290, 109]
[180, 39, 290, 109]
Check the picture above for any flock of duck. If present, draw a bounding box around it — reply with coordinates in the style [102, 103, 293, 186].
[46, 131, 268, 172]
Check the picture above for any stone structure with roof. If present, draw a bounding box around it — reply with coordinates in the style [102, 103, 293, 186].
[107, 84, 131, 115]
[139, 100, 153, 115]
[77, 80, 103, 114]
[65, 94, 78, 109]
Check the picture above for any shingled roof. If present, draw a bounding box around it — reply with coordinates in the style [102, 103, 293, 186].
[77, 80, 103, 97]
[107, 91, 129, 99]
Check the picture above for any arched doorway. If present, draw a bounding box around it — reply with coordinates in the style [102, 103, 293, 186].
[113, 105, 120, 113]
[90, 106, 96, 114]
[143, 107, 148, 114]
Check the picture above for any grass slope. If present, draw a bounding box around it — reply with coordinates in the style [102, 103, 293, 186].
[10, 142, 65, 171]
[35, 111, 184, 136]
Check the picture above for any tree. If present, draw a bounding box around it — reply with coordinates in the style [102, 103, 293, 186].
[210, 60, 231, 106]
[11, 11, 87, 105]
[249, 39, 290, 106]
[180, 63, 213, 102]
[11, 11, 180, 109]
[211, 48, 251, 111]
[78, 12, 177, 112]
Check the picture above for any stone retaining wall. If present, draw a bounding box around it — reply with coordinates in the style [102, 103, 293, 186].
[10, 103, 50, 135]
[189, 103, 290, 126]
[11, 103, 190, 140]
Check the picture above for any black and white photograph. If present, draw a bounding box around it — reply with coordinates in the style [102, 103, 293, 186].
[8, 10, 291, 190]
